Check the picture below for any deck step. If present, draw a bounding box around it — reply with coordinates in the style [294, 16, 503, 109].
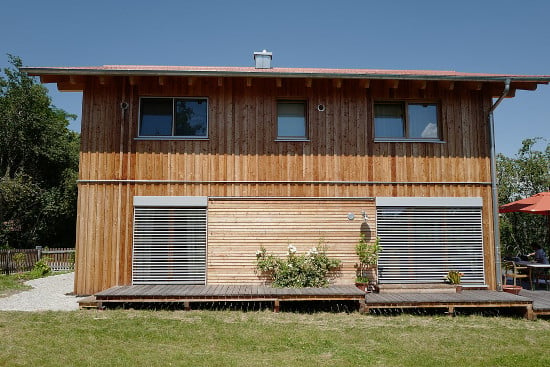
[78, 295, 101, 309]
[378, 283, 459, 294]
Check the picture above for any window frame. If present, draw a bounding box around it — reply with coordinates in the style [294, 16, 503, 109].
[137, 96, 209, 140]
[275, 100, 309, 142]
[373, 100, 443, 143]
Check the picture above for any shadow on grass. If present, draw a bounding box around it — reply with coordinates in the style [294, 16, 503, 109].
[102, 300, 361, 313]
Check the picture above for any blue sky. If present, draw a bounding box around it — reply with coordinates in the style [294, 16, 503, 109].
[1, 0, 548, 156]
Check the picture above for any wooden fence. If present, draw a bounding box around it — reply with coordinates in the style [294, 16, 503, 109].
[0, 247, 75, 274]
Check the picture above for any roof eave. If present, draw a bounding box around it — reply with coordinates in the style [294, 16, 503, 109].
[20, 67, 550, 83]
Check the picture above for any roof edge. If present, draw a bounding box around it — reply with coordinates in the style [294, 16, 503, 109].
[20, 66, 550, 83]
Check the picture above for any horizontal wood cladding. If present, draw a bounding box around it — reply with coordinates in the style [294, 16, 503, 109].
[79, 76, 492, 185]
[74, 183, 497, 295]
[207, 200, 376, 285]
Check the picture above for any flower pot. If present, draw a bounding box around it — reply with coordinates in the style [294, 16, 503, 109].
[455, 285, 463, 293]
[503, 285, 522, 295]
[355, 282, 368, 292]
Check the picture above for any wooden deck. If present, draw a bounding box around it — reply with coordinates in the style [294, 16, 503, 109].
[365, 290, 536, 319]
[79, 285, 550, 320]
[519, 290, 550, 316]
[87, 284, 366, 312]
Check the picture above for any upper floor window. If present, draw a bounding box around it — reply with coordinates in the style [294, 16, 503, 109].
[277, 101, 308, 140]
[139, 97, 208, 138]
[374, 102, 440, 141]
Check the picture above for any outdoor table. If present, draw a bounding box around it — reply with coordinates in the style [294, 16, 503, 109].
[516, 261, 550, 290]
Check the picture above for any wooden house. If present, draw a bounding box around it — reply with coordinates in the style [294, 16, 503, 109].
[23, 52, 550, 295]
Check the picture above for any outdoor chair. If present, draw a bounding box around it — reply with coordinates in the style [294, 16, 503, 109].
[502, 260, 529, 287]
[532, 268, 550, 291]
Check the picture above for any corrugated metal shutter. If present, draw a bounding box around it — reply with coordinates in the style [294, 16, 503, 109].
[377, 207, 485, 285]
[132, 207, 207, 285]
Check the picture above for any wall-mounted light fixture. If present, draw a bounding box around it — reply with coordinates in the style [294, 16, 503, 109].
[362, 211, 368, 222]
[120, 101, 129, 119]
[347, 212, 355, 220]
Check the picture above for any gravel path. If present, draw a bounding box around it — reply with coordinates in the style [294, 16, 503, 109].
[0, 272, 82, 311]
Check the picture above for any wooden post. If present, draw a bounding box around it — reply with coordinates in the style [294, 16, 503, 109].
[447, 305, 455, 317]
[525, 304, 535, 321]
[274, 300, 280, 313]
[184, 301, 191, 311]
[358, 299, 366, 314]
[5, 250, 10, 275]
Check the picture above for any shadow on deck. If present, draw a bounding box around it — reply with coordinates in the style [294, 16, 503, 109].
[78, 285, 550, 320]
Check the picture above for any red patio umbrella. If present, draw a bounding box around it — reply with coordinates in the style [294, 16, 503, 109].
[499, 192, 550, 215]
[499, 192, 550, 255]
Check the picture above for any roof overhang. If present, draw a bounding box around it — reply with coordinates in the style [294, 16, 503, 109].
[21, 65, 550, 96]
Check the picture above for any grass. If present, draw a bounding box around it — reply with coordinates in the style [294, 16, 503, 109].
[0, 274, 33, 296]
[0, 269, 56, 297]
[0, 310, 549, 366]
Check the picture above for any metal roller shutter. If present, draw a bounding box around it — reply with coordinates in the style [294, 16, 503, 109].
[132, 207, 207, 285]
[377, 207, 485, 285]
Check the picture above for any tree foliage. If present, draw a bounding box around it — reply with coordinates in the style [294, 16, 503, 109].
[0, 55, 79, 249]
[497, 138, 550, 256]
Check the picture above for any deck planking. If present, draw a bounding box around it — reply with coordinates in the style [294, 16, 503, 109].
[364, 290, 537, 319]
[87, 285, 550, 319]
[519, 290, 550, 315]
[366, 290, 532, 306]
[94, 284, 365, 303]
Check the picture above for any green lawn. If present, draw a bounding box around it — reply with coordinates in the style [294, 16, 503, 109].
[0, 274, 31, 296]
[0, 310, 549, 366]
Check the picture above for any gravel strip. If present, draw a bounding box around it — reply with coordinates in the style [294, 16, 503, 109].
[0, 272, 83, 311]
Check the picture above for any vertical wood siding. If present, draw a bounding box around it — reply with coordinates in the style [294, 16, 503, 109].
[74, 76, 496, 295]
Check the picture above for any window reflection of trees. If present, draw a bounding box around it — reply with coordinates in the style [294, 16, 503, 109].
[175, 99, 207, 136]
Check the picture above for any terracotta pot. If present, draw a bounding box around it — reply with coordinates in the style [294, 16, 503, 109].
[355, 282, 368, 292]
[503, 285, 522, 295]
[455, 285, 463, 293]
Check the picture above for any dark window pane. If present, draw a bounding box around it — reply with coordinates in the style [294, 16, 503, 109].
[174, 99, 208, 137]
[374, 103, 404, 138]
[409, 104, 438, 138]
[277, 102, 306, 138]
[140, 98, 173, 136]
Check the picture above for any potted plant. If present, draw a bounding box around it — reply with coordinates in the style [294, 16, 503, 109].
[445, 270, 464, 292]
[355, 234, 381, 292]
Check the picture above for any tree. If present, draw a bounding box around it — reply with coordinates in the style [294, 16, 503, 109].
[497, 138, 550, 256]
[0, 55, 80, 249]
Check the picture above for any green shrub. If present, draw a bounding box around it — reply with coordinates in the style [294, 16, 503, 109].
[255, 242, 341, 287]
[356, 234, 381, 267]
[31, 257, 52, 277]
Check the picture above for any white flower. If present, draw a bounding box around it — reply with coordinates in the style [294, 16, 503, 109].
[287, 244, 297, 254]
[309, 247, 318, 255]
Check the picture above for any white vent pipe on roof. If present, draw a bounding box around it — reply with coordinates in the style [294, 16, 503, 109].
[254, 50, 272, 69]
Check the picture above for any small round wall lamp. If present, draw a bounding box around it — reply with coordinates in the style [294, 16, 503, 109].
[317, 104, 326, 112]
[347, 212, 355, 220]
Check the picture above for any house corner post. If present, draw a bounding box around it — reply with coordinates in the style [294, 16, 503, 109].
[488, 78, 511, 291]
[489, 111, 502, 291]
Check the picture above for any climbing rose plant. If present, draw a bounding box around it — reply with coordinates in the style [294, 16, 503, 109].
[255, 243, 341, 288]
